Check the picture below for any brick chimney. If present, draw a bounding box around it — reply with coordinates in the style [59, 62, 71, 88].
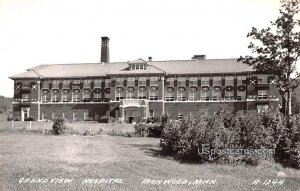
[192, 54, 206, 60]
[101, 36, 110, 63]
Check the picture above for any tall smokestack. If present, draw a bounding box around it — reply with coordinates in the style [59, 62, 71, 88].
[101, 36, 110, 63]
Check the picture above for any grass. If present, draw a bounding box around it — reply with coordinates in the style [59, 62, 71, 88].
[0, 120, 135, 135]
[0, 123, 300, 191]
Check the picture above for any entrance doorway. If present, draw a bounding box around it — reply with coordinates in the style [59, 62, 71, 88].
[21, 107, 30, 121]
[124, 107, 142, 123]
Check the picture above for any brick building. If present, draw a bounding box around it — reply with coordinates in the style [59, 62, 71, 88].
[10, 37, 280, 122]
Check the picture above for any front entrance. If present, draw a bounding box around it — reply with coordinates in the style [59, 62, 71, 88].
[124, 107, 142, 123]
[21, 107, 30, 121]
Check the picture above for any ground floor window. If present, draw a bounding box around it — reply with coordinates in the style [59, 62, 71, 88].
[257, 105, 268, 113]
[84, 112, 88, 120]
[149, 109, 154, 117]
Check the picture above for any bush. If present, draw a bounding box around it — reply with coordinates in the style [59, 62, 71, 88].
[52, 118, 67, 135]
[25, 116, 35, 121]
[160, 109, 300, 168]
[134, 115, 169, 137]
[99, 116, 108, 123]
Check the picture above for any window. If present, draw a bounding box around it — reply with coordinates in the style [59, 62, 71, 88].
[257, 75, 268, 84]
[62, 80, 70, 89]
[84, 112, 89, 120]
[21, 94, 29, 102]
[127, 77, 135, 86]
[52, 80, 60, 89]
[177, 91, 186, 101]
[43, 80, 50, 89]
[115, 91, 124, 101]
[93, 93, 101, 102]
[149, 110, 154, 117]
[177, 77, 186, 87]
[189, 77, 198, 87]
[237, 91, 246, 100]
[83, 79, 91, 89]
[82, 93, 91, 102]
[200, 92, 209, 101]
[73, 112, 77, 121]
[72, 93, 80, 102]
[42, 94, 48, 103]
[22, 81, 30, 89]
[166, 77, 174, 86]
[52, 112, 55, 119]
[258, 90, 268, 100]
[237, 76, 246, 85]
[150, 76, 158, 86]
[116, 77, 124, 87]
[201, 77, 210, 86]
[138, 77, 146, 86]
[225, 76, 234, 86]
[178, 114, 184, 121]
[94, 79, 102, 88]
[62, 94, 70, 102]
[105, 79, 111, 88]
[257, 105, 268, 113]
[72, 79, 81, 89]
[51, 94, 59, 102]
[225, 90, 234, 100]
[126, 91, 135, 99]
[149, 91, 158, 100]
[138, 91, 146, 99]
[213, 76, 222, 86]
[188, 91, 197, 101]
[165, 92, 174, 101]
[212, 91, 221, 101]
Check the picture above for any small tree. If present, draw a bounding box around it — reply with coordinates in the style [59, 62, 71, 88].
[239, 0, 300, 116]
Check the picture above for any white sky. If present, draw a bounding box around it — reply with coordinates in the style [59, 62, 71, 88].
[0, 0, 299, 97]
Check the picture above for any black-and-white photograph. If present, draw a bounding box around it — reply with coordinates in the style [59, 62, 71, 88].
[0, 0, 300, 190]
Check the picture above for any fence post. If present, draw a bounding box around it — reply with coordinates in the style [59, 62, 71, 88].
[29, 121, 32, 130]
[11, 120, 14, 128]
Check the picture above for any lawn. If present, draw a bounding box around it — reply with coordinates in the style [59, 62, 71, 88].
[0, 124, 300, 191]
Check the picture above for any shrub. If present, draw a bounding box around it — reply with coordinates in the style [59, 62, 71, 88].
[25, 116, 35, 121]
[99, 116, 108, 123]
[134, 115, 169, 137]
[52, 118, 67, 135]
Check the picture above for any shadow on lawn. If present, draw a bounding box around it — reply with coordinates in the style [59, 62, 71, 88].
[122, 143, 173, 160]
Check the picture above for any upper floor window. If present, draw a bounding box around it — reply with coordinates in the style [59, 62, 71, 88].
[237, 91, 246, 101]
[212, 90, 221, 101]
[82, 93, 91, 102]
[166, 77, 174, 86]
[62, 94, 70, 102]
[257, 75, 268, 84]
[62, 80, 70, 89]
[237, 76, 246, 85]
[225, 76, 234, 86]
[177, 91, 186, 101]
[138, 91, 146, 99]
[130, 64, 147, 70]
[127, 77, 135, 86]
[189, 77, 198, 87]
[177, 77, 186, 87]
[22, 80, 30, 89]
[115, 91, 124, 101]
[200, 91, 209, 101]
[138, 76, 147, 86]
[165, 92, 174, 101]
[83, 79, 91, 89]
[258, 90, 268, 100]
[105, 79, 111, 88]
[94, 79, 102, 88]
[188, 91, 197, 101]
[126, 91, 135, 99]
[150, 76, 158, 86]
[93, 92, 101, 102]
[52, 80, 60, 89]
[72, 79, 81, 89]
[43, 80, 50, 89]
[21, 94, 29, 102]
[116, 77, 124, 87]
[213, 76, 222, 86]
[201, 77, 210, 86]
[225, 90, 234, 100]
[149, 90, 158, 100]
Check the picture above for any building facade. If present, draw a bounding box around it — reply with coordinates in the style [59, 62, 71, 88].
[10, 37, 280, 122]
